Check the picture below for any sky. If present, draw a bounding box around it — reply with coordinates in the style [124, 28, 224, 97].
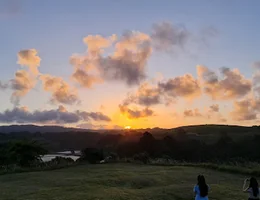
[1, 0, 260, 129]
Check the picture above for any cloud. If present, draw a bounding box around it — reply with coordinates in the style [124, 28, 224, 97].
[151, 22, 217, 53]
[197, 65, 218, 84]
[119, 104, 154, 119]
[72, 25, 216, 89]
[120, 74, 201, 111]
[230, 99, 257, 121]
[209, 104, 219, 112]
[17, 49, 41, 75]
[183, 109, 202, 117]
[151, 22, 190, 52]
[72, 68, 103, 88]
[253, 61, 260, 69]
[58, 105, 67, 112]
[70, 53, 103, 88]
[77, 111, 111, 122]
[158, 74, 201, 100]
[136, 83, 161, 106]
[71, 31, 152, 87]
[40, 74, 80, 105]
[6, 49, 41, 105]
[97, 31, 152, 86]
[10, 70, 35, 105]
[83, 34, 117, 56]
[0, 81, 8, 90]
[0, 106, 111, 124]
[197, 65, 252, 100]
[122, 82, 161, 107]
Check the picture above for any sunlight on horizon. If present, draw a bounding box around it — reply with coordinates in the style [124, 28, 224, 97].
[124, 126, 131, 130]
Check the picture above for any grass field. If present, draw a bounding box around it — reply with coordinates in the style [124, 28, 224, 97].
[0, 163, 250, 200]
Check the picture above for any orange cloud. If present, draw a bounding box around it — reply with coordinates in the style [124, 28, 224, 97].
[119, 104, 154, 119]
[7, 49, 42, 105]
[83, 34, 117, 56]
[40, 74, 79, 105]
[230, 99, 257, 121]
[10, 70, 35, 105]
[17, 49, 41, 75]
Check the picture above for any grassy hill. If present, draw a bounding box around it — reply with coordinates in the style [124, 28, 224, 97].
[0, 163, 250, 200]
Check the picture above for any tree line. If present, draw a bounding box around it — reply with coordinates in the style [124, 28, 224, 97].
[82, 129, 260, 164]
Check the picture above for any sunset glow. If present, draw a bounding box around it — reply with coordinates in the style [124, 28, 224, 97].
[0, 1, 260, 129]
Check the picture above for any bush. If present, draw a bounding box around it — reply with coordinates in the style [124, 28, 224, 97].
[81, 148, 104, 164]
[0, 140, 48, 168]
[133, 152, 150, 164]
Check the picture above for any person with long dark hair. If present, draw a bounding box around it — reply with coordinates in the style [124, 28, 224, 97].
[243, 177, 260, 200]
[194, 175, 210, 200]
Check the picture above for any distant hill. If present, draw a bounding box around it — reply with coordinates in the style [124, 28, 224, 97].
[0, 124, 88, 133]
[0, 124, 259, 134]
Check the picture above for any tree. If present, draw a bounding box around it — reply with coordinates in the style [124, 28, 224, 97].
[81, 148, 104, 164]
[139, 132, 157, 156]
[8, 140, 48, 167]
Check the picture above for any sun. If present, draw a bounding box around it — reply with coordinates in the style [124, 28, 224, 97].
[124, 126, 131, 130]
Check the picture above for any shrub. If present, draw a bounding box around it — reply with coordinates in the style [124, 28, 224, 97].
[133, 152, 150, 164]
[81, 148, 104, 164]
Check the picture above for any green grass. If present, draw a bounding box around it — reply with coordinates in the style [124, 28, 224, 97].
[0, 163, 250, 200]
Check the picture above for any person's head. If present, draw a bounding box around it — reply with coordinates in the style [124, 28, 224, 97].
[197, 175, 208, 197]
[249, 177, 259, 197]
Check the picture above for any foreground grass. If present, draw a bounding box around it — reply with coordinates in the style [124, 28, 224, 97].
[0, 163, 249, 200]
[150, 160, 260, 176]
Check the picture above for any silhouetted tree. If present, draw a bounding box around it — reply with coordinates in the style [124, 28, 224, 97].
[139, 132, 158, 156]
[8, 140, 48, 167]
[81, 148, 104, 164]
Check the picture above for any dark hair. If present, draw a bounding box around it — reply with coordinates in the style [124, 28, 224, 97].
[249, 177, 259, 197]
[197, 175, 208, 197]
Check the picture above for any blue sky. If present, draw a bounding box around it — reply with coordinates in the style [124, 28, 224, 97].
[0, 0, 260, 128]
